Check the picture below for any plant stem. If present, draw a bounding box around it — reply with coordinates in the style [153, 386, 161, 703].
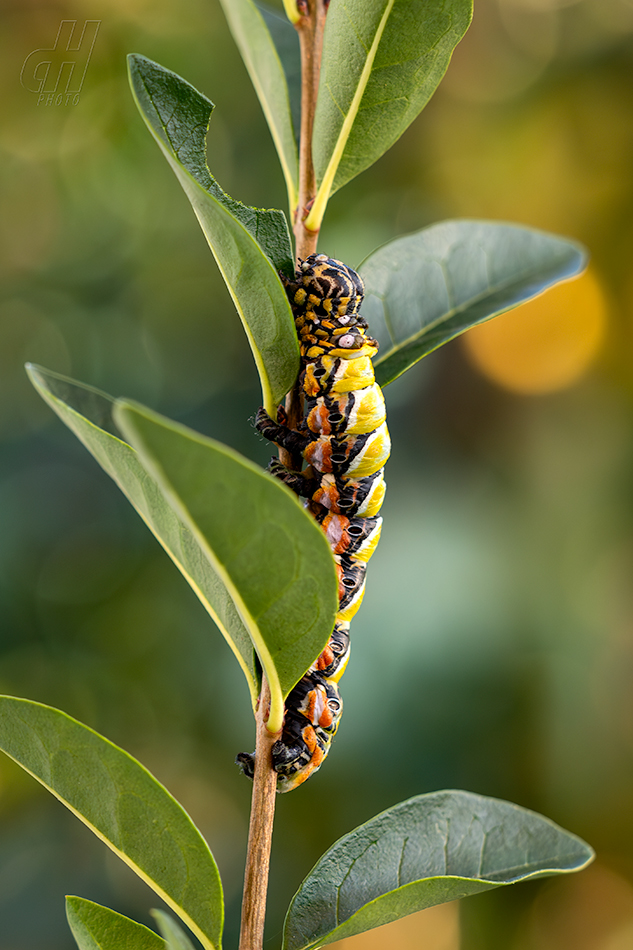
[240, 9, 328, 943]
[293, 0, 327, 260]
[238, 677, 279, 950]
[279, 384, 304, 472]
[281, 1, 328, 471]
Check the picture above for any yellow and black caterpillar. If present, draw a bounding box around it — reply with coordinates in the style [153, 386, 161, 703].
[237, 255, 390, 792]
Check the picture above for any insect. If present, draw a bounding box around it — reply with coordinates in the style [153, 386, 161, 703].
[237, 254, 390, 792]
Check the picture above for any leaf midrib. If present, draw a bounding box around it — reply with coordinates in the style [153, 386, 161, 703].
[30, 377, 260, 708]
[2, 702, 218, 950]
[307, 0, 396, 229]
[115, 407, 286, 733]
[297, 856, 589, 950]
[132, 65, 291, 415]
[372, 249, 571, 366]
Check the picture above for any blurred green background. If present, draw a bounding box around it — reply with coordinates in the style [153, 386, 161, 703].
[2, 0, 633, 947]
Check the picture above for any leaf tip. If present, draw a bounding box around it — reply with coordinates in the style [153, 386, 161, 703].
[112, 398, 146, 442]
[25, 361, 49, 394]
[571, 838, 596, 871]
[126, 52, 145, 85]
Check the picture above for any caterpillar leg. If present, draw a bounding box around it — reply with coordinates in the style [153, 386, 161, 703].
[255, 407, 311, 455]
[235, 751, 255, 779]
[267, 458, 317, 498]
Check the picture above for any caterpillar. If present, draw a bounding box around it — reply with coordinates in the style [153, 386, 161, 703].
[237, 254, 390, 792]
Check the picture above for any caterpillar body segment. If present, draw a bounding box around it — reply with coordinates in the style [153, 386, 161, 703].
[305, 382, 386, 436]
[255, 408, 390, 479]
[239, 255, 390, 792]
[235, 673, 343, 792]
[302, 421, 391, 478]
[312, 469, 387, 518]
[304, 354, 377, 398]
[265, 456, 386, 519]
[311, 621, 351, 681]
[336, 555, 367, 617]
[312, 509, 383, 562]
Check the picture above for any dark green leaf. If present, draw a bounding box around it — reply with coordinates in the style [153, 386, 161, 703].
[127, 54, 299, 413]
[307, 0, 473, 228]
[0, 697, 223, 950]
[283, 790, 594, 950]
[152, 911, 196, 950]
[66, 898, 165, 950]
[114, 399, 339, 734]
[27, 364, 259, 709]
[359, 221, 588, 387]
[217, 0, 299, 207]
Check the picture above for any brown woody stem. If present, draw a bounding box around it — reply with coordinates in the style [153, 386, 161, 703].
[239, 7, 329, 946]
[282, 1, 328, 470]
[279, 384, 304, 472]
[238, 678, 279, 950]
[293, 1, 327, 261]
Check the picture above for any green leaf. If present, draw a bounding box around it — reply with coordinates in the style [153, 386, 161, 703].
[360, 220, 588, 387]
[27, 363, 259, 710]
[283, 790, 594, 950]
[0, 697, 223, 950]
[113, 399, 339, 735]
[307, 0, 473, 229]
[217, 0, 299, 209]
[152, 911, 196, 950]
[127, 54, 299, 414]
[66, 897, 165, 950]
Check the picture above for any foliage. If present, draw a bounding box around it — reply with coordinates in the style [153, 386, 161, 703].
[308, 0, 474, 228]
[283, 791, 593, 950]
[66, 899, 166, 950]
[2, 1, 595, 948]
[362, 220, 587, 386]
[128, 53, 298, 416]
[0, 696, 222, 949]
[27, 364, 338, 733]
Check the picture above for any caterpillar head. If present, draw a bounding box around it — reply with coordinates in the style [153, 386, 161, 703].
[299, 254, 364, 300]
[285, 254, 365, 319]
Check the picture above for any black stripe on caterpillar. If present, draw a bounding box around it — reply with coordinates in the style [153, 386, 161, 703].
[237, 255, 390, 792]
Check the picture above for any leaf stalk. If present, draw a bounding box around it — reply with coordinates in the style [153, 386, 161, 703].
[293, 0, 327, 261]
[240, 8, 329, 944]
[238, 678, 280, 950]
[282, 0, 328, 471]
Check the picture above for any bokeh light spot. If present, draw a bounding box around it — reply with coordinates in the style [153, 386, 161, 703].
[462, 268, 607, 394]
[522, 863, 633, 950]
[329, 901, 459, 950]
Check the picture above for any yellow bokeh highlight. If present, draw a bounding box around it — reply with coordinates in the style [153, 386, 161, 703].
[462, 268, 607, 394]
[516, 863, 633, 950]
[328, 902, 459, 950]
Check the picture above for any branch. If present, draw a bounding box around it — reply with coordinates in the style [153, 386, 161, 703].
[241, 10, 330, 927]
[293, 0, 328, 260]
[280, 1, 329, 470]
[238, 678, 279, 950]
